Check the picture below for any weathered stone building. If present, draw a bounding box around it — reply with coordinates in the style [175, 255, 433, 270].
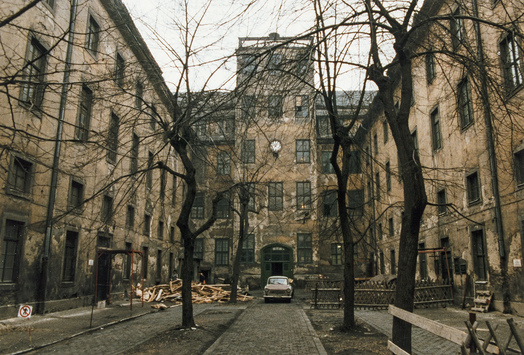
[362, 0, 524, 313]
[0, 0, 179, 318]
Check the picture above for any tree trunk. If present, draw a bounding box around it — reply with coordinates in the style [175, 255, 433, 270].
[230, 189, 249, 303]
[181, 236, 195, 327]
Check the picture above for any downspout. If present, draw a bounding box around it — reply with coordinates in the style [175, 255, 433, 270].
[40, 0, 78, 313]
[471, 0, 510, 312]
[368, 130, 377, 275]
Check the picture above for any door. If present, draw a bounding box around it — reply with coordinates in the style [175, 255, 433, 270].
[96, 235, 111, 302]
[261, 244, 293, 286]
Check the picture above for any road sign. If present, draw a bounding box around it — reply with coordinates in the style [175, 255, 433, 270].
[18, 305, 32, 318]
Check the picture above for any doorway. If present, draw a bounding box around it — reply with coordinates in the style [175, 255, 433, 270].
[96, 235, 111, 302]
[261, 244, 293, 286]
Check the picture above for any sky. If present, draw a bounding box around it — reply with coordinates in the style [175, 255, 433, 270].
[122, 0, 316, 91]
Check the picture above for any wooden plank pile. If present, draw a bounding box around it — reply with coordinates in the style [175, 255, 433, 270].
[133, 280, 254, 304]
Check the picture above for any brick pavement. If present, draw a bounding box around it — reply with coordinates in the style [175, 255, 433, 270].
[203, 299, 327, 355]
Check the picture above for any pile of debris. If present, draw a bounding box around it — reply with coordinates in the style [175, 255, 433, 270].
[133, 279, 253, 304]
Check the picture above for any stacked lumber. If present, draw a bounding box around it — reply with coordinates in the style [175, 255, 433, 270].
[133, 280, 254, 304]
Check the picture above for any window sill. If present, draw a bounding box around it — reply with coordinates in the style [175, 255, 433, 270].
[468, 199, 482, 207]
[0, 283, 17, 291]
[61, 281, 75, 287]
[460, 121, 474, 132]
[6, 188, 31, 201]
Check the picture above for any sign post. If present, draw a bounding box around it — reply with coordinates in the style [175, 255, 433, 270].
[18, 305, 33, 347]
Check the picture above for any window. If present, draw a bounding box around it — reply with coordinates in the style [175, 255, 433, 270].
[458, 78, 474, 129]
[21, 37, 47, 109]
[268, 182, 283, 211]
[241, 140, 255, 164]
[426, 49, 436, 83]
[412, 129, 418, 151]
[241, 234, 255, 263]
[390, 249, 397, 274]
[500, 32, 523, 92]
[160, 169, 166, 200]
[295, 95, 309, 118]
[388, 217, 394, 237]
[170, 226, 175, 243]
[62, 231, 78, 282]
[135, 81, 143, 110]
[172, 175, 177, 207]
[149, 104, 157, 131]
[126, 205, 135, 229]
[86, 15, 100, 54]
[247, 182, 256, 211]
[217, 152, 231, 175]
[331, 243, 342, 265]
[321, 151, 334, 174]
[242, 95, 256, 120]
[472, 230, 487, 280]
[383, 120, 389, 143]
[348, 189, 364, 216]
[217, 197, 230, 219]
[386, 161, 391, 191]
[296, 139, 310, 163]
[69, 180, 84, 210]
[296, 182, 311, 210]
[101, 195, 113, 223]
[296, 52, 309, 76]
[124, 243, 132, 279]
[348, 150, 361, 173]
[194, 120, 206, 138]
[373, 133, 378, 155]
[129, 133, 139, 174]
[191, 192, 205, 219]
[430, 107, 442, 151]
[241, 55, 257, 75]
[418, 243, 428, 280]
[76, 85, 93, 141]
[143, 213, 151, 236]
[375, 173, 381, 201]
[450, 7, 465, 50]
[156, 250, 162, 281]
[378, 223, 383, 240]
[115, 53, 125, 87]
[45, 0, 55, 9]
[107, 113, 119, 163]
[322, 190, 337, 217]
[142, 246, 149, 278]
[437, 189, 447, 214]
[158, 220, 164, 240]
[1, 220, 24, 283]
[297, 233, 313, 264]
[268, 95, 283, 119]
[317, 115, 330, 137]
[268, 53, 282, 74]
[194, 239, 203, 260]
[380, 251, 385, 274]
[215, 239, 229, 265]
[146, 151, 154, 190]
[217, 118, 234, 139]
[466, 171, 481, 203]
[8, 156, 33, 195]
[515, 149, 524, 185]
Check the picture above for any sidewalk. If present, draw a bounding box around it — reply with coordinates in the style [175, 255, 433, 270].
[356, 306, 524, 354]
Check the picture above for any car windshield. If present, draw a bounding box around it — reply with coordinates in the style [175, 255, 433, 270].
[269, 278, 287, 285]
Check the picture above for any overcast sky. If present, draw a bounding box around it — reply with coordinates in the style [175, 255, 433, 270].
[123, 0, 315, 91]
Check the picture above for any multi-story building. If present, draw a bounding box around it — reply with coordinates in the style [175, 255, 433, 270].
[0, 0, 179, 318]
[362, 0, 524, 313]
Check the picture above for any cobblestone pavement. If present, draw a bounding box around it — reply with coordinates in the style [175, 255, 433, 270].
[203, 299, 327, 355]
[356, 307, 524, 354]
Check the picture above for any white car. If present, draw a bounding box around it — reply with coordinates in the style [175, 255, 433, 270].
[264, 276, 294, 303]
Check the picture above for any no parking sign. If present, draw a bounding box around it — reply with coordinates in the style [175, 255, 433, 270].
[18, 305, 32, 318]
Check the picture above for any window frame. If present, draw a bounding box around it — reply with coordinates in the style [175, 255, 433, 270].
[296, 139, 311, 163]
[107, 112, 119, 163]
[215, 238, 230, 266]
[7, 156, 33, 196]
[450, 7, 465, 50]
[437, 188, 448, 215]
[458, 77, 474, 129]
[194, 239, 204, 260]
[62, 231, 78, 283]
[85, 15, 100, 55]
[297, 233, 313, 264]
[296, 181, 311, 210]
[348, 189, 364, 217]
[514, 149, 524, 186]
[321, 151, 335, 174]
[217, 197, 231, 219]
[331, 243, 343, 266]
[191, 192, 205, 219]
[295, 95, 309, 118]
[143, 213, 151, 236]
[0, 219, 24, 283]
[268, 182, 283, 211]
[68, 179, 85, 212]
[76, 84, 93, 141]
[101, 194, 113, 223]
[20, 36, 47, 110]
[268, 95, 283, 119]
[241, 140, 256, 164]
[322, 190, 338, 217]
[115, 52, 125, 87]
[426, 49, 436, 84]
[217, 151, 231, 175]
[466, 171, 481, 204]
[430, 106, 442, 151]
[241, 234, 255, 263]
[500, 31, 523, 93]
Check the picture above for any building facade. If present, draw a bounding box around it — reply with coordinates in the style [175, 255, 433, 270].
[0, 0, 179, 318]
[362, 0, 524, 313]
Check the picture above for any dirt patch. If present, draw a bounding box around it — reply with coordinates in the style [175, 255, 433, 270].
[126, 306, 243, 355]
[306, 309, 389, 354]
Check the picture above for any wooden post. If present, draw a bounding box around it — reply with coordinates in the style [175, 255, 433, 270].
[314, 282, 318, 309]
[507, 318, 524, 353]
[469, 312, 477, 353]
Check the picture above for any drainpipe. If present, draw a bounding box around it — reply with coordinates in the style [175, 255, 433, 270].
[368, 130, 377, 275]
[40, 0, 78, 314]
[471, 0, 510, 312]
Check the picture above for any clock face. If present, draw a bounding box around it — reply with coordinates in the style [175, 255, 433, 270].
[270, 140, 281, 152]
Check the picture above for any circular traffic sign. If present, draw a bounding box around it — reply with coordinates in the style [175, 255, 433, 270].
[18, 305, 32, 318]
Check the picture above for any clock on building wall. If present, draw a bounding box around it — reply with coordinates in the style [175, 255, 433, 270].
[270, 140, 282, 153]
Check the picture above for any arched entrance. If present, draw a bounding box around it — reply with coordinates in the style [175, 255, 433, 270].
[261, 244, 293, 286]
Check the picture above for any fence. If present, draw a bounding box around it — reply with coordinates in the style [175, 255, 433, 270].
[308, 278, 453, 309]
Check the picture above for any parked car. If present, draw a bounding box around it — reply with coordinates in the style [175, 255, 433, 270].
[264, 276, 294, 303]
